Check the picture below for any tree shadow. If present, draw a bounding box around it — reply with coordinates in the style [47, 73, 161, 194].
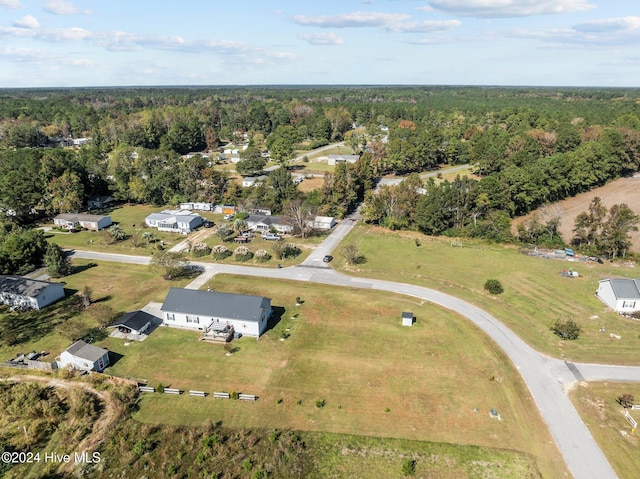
[92, 295, 113, 304]
[0, 295, 83, 346]
[70, 262, 98, 275]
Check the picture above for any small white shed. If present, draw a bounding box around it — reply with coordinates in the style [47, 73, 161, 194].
[402, 311, 414, 327]
[59, 340, 110, 372]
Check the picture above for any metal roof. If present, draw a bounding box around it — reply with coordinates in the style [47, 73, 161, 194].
[161, 288, 271, 322]
[0, 275, 63, 298]
[65, 340, 109, 362]
[605, 279, 640, 299]
[54, 213, 109, 223]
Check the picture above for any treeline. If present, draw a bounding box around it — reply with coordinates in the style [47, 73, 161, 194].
[1, 86, 640, 248]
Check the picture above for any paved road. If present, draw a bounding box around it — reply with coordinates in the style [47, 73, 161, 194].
[70, 222, 640, 478]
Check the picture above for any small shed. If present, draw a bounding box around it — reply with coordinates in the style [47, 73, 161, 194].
[59, 340, 109, 372]
[109, 310, 153, 337]
[402, 311, 414, 327]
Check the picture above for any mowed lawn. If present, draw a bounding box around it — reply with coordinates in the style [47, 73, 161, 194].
[109, 275, 567, 478]
[0, 259, 188, 361]
[337, 225, 640, 365]
[44, 204, 187, 255]
[570, 382, 640, 479]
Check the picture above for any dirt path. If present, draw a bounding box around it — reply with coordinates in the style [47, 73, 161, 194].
[168, 226, 217, 253]
[513, 175, 640, 252]
[3, 374, 131, 474]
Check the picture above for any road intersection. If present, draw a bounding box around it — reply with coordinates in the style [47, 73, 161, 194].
[70, 216, 640, 479]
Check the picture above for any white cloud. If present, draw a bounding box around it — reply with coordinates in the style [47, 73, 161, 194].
[574, 16, 640, 34]
[44, 0, 90, 15]
[0, 46, 93, 66]
[502, 17, 640, 47]
[428, 0, 595, 18]
[387, 19, 461, 33]
[298, 32, 345, 45]
[13, 15, 40, 29]
[0, 0, 21, 8]
[290, 11, 410, 28]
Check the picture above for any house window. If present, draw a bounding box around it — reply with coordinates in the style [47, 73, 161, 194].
[166, 313, 175, 321]
[623, 301, 636, 309]
[186, 315, 199, 324]
[98, 357, 104, 370]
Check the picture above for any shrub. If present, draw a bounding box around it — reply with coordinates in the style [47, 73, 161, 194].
[484, 279, 504, 295]
[618, 393, 635, 408]
[273, 242, 301, 259]
[401, 458, 416, 476]
[255, 249, 271, 262]
[191, 242, 212, 257]
[212, 244, 231, 260]
[551, 318, 582, 340]
[230, 391, 239, 400]
[315, 399, 326, 408]
[157, 383, 164, 393]
[234, 246, 253, 262]
[342, 244, 366, 265]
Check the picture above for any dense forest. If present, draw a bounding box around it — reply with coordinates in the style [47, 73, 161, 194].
[1, 86, 640, 272]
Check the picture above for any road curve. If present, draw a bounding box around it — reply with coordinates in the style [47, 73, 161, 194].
[69, 240, 640, 478]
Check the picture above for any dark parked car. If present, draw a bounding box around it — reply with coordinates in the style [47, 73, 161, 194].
[323, 255, 333, 263]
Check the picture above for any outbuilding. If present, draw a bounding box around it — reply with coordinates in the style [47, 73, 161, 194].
[596, 279, 640, 313]
[402, 311, 414, 327]
[59, 340, 110, 372]
[161, 288, 272, 337]
[0, 276, 65, 311]
[109, 310, 153, 337]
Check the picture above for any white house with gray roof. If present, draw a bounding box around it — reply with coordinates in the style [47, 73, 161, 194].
[145, 209, 203, 234]
[245, 214, 293, 234]
[596, 279, 640, 313]
[0, 276, 65, 311]
[59, 340, 109, 372]
[161, 288, 272, 337]
[327, 154, 360, 165]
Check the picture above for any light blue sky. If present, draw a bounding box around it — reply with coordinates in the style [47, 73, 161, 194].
[0, 0, 638, 87]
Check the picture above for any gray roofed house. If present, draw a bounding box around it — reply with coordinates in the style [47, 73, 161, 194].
[327, 154, 360, 165]
[245, 214, 293, 234]
[161, 288, 272, 337]
[144, 209, 203, 234]
[59, 340, 110, 372]
[596, 278, 640, 313]
[53, 213, 112, 231]
[0, 275, 65, 311]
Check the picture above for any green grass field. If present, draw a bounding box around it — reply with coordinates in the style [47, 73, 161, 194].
[44, 204, 187, 255]
[336, 225, 640, 365]
[105, 274, 567, 477]
[0, 259, 189, 361]
[570, 382, 640, 479]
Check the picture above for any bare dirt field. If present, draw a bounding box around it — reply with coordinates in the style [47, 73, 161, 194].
[514, 175, 640, 252]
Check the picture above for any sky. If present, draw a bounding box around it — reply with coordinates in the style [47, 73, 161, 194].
[0, 0, 639, 88]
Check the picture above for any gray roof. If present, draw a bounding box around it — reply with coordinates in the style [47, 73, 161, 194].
[161, 288, 271, 322]
[246, 214, 285, 226]
[65, 340, 108, 362]
[402, 311, 414, 319]
[110, 310, 154, 331]
[605, 279, 640, 299]
[54, 213, 109, 223]
[146, 212, 172, 221]
[0, 275, 63, 298]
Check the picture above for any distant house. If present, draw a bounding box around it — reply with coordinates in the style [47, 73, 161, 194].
[230, 153, 242, 164]
[596, 279, 640, 313]
[145, 210, 203, 234]
[161, 288, 272, 337]
[245, 214, 293, 234]
[402, 312, 414, 327]
[59, 340, 109, 372]
[327, 154, 360, 166]
[179, 202, 214, 212]
[72, 137, 91, 146]
[250, 207, 272, 216]
[312, 216, 336, 231]
[0, 276, 65, 311]
[54, 213, 112, 231]
[87, 195, 115, 209]
[213, 205, 236, 215]
[109, 310, 153, 337]
[182, 151, 210, 159]
[241, 175, 267, 187]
